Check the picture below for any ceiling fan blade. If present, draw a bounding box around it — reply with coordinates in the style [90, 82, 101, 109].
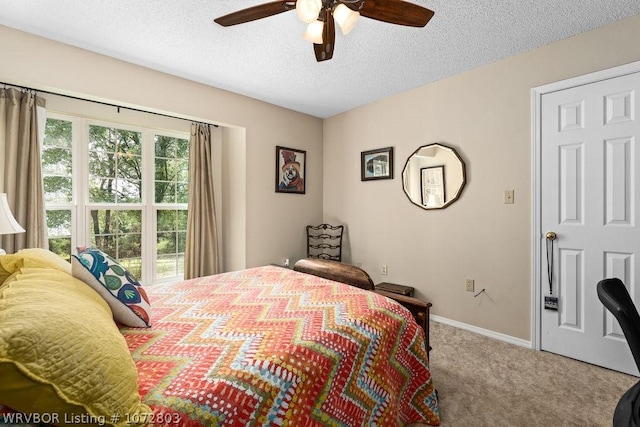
[358, 0, 434, 27]
[214, 1, 295, 26]
[314, 10, 335, 62]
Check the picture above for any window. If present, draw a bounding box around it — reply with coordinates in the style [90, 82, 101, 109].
[42, 118, 73, 260]
[41, 113, 189, 283]
[88, 125, 142, 204]
[154, 135, 190, 279]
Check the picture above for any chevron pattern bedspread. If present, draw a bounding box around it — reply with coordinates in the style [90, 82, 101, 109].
[121, 265, 440, 426]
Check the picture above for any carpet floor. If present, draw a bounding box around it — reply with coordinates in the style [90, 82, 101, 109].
[427, 321, 638, 426]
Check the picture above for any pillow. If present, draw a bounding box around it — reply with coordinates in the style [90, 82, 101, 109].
[72, 247, 151, 328]
[0, 248, 70, 284]
[0, 267, 151, 425]
[18, 247, 72, 274]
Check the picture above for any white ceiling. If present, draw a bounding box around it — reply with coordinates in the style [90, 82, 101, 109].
[1, 1, 639, 118]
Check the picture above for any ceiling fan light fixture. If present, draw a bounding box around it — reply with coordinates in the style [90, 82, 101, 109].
[214, 0, 435, 62]
[333, 3, 359, 35]
[303, 20, 324, 44]
[296, 0, 322, 23]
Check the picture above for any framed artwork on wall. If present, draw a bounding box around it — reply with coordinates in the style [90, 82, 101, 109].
[275, 146, 306, 194]
[361, 147, 394, 181]
[421, 165, 446, 207]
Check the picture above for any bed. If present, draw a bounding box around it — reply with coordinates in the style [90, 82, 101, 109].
[0, 250, 439, 426]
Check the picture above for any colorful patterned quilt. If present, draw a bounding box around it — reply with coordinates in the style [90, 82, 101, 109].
[121, 265, 439, 426]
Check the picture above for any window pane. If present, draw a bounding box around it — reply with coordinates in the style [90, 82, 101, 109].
[155, 134, 188, 204]
[118, 129, 142, 156]
[44, 176, 73, 203]
[177, 138, 189, 158]
[42, 119, 73, 205]
[49, 238, 71, 261]
[89, 125, 117, 152]
[92, 234, 116, 254]
[117, 179, 142, 203]
[47, 209, 72, 262]
[44, 119, 72, 148]
[176, 159, 189, 183]
[157, 210, 176, 232]
[178, 231, 187, 253]
[46, 210, 72, 237]
[117, 210, 142, 234]
[119, 233, 142, 259]
[176, 183, 189, 203]
[155, 181, 173, 203]
[117, 154, 142, 180]
[42, 147, 72, 175]
[177, 254, 185, 275]
[89, 177, 117, 203]
[89, 125, 142, 204]
[89, 151, 115, 175]
[155, 157, 171, 181]
[156, 209, 187, 280]
[155, 135, 177, 158]
[178, 210, 188, 229]
[157, 254, 177, 279]
[157, 232, 176, 255]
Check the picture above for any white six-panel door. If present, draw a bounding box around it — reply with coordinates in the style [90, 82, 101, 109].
[540, 70, 640, 376]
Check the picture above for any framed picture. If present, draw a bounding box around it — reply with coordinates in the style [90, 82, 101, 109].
[275, 146, 306, 194]
[421, 166, 446, 207]
[361, 147, 394, 181]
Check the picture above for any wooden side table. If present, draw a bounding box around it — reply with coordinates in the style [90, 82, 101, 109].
[375, 282, 415, 297]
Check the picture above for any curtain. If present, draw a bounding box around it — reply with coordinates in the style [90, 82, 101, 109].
[0, 88, 47, 252]
[184, 123, 219, 279]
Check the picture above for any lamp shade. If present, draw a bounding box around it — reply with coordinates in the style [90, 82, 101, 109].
[334, 3, 359, 35]
[296, 0, 322, 23]
[303, 21, 324, 44]
[0, 193, 25, 235]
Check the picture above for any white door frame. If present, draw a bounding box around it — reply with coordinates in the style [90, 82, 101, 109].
[531, 60, 640, 350]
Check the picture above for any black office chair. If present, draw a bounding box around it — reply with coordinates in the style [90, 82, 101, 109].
[597, 278, 640, 427]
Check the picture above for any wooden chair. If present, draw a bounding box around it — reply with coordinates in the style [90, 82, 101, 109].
[306, 224, 344, 262]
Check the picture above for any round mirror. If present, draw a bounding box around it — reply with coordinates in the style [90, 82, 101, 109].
[402, 143, 466, 209]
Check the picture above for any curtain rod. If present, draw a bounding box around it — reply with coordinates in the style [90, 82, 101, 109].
[1, 81, 218, 127]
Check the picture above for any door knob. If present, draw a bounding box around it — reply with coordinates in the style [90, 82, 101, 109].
[546, 231, 557, 240]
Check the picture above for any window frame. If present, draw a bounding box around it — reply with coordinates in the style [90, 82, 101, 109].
[42, 112, 189, 284]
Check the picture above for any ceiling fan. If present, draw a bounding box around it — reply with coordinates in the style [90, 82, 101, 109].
[214, 0, 434, 62]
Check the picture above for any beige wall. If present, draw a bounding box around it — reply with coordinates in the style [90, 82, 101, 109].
[323, 14, 640, 340]
[0, 24, 324, 270]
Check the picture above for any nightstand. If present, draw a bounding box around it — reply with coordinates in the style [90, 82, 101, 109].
[375, 282, 415, 297]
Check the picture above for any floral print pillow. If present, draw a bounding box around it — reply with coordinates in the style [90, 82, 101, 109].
[71, 247, 151, 327]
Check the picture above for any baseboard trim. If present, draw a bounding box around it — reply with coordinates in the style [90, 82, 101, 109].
[431, 314, 532, 349]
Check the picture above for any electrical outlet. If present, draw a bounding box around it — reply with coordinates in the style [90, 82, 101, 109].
[504, 190, 515, 204]
[381, 264, 388, 275]
[283, 258, 290, 268]
[466, 279, 475, 292]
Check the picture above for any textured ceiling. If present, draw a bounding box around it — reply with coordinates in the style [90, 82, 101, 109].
[1, 1, 639, 118]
